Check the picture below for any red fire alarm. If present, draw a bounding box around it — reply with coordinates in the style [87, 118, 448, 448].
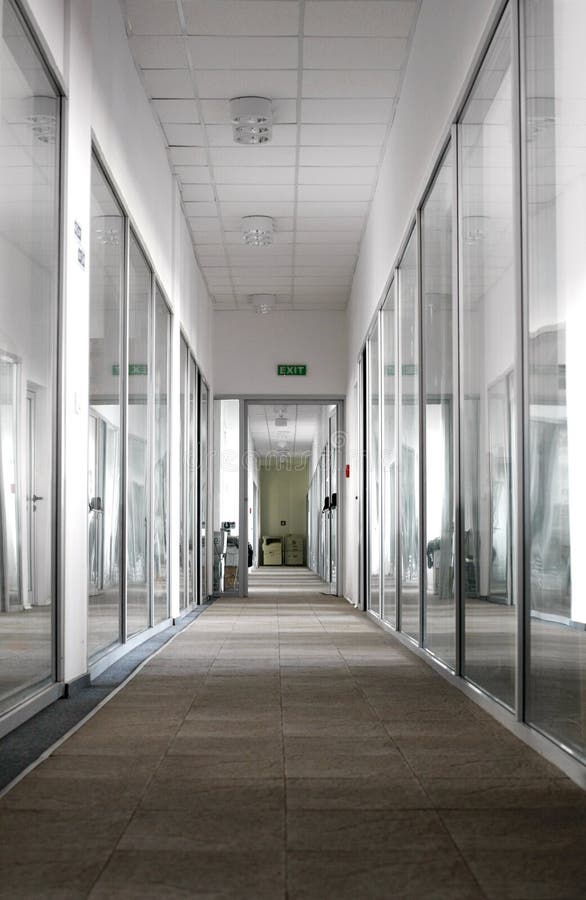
[345, 464, 350, 478]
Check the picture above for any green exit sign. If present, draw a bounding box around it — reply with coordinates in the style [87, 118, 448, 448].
[112, 364, 148, 376]
[277, 364, 307, 376]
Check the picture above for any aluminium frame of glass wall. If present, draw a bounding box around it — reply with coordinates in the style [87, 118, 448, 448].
[178, 332, 209, 611]
[362, 0, 586, 779]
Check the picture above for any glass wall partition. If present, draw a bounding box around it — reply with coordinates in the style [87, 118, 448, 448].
[199, 378, 209, 601]
[0, 0, 60, 715]
[188, 354, 197, 605]
[367, 321, 381, 615]
[381, 282, 397, 626]
[153, 286, 170, 623]
[524, 0, 586, 758]
[398, 231, 420, 641]
[179, 336, 188, 610]
[88, 159, 124, 659]
[422, 147, 456, 668]
[459, 6, 516, 708]
[126, 235, 151, 637]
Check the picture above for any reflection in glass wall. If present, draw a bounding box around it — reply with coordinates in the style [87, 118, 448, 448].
[398, 232, 419, 640]
[153, 288, 170, 623]
[422, 147, 455, 668]
[460, 7, 516, 707]
[88, 158, 123, 659]
[179, 336, 187, 609]
[381, 284, 397, 626]
[367, 321, 381, 615]
[188, 354, 197, 605]
[213, 399, 240, 593]
[525, 0, 586, 757]
[199, 379, 209, 602]
[0, 0, 60, 715]
[127, 235, 151, 637]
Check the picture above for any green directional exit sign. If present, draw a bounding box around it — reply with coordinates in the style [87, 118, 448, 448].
[277, 364, 307, 376]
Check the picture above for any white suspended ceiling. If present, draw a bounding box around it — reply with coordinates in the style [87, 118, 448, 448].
[122, 0, 420, 311]
[248, 403, 325, 458]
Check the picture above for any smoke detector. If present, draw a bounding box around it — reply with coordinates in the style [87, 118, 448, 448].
[242, 216, 274, 248]
[230, 96, 272, 145]
[250, 293, 276, 314]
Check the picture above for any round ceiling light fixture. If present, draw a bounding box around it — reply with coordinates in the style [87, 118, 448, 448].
[230, 96, 272, 145]
[242, 216, 274, 247]
[250, 293, 276, 315]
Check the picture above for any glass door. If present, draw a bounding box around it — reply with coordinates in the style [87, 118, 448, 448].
[328, 407, 338, 594]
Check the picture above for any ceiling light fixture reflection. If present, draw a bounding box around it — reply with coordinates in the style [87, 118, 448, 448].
[242, 216, 274, 247]
[274, 416, 288, 427]
[94, 216, 121, 246]
[250, 293, 276, 315]
[230, 96, 272, 145]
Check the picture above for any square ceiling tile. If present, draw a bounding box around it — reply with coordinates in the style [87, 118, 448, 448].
[142, 69, 193, 98]
[126, 0, 182, 35]
[299, 146, 381, 166]
[214, 167, 295, 185]
[216, 184, 295, 203]
[184, 1, 299, 36]
[302, 68, 400, 99]
[188, 217, 221, 231]
[296, 218, 364, 231]
[163, 123, 204, 145]
[200, 98, 297, 125]
[299, 166, 376, 185]
[301, 98, 393, 124]
[153, 99, 199, 123]
[210, 147, 297, 167]
[221, 201, 295, 218]
[298, 184, 371, 202]
[300, 123, 386, 146]
[187, 37, 298, 69]
[304, 1, 417, 38]
[173, 163, 210, 181]
[129, 35, 187, 69]
[185, 201, 217, 216]
[192, 232, 223, 244]
[181, 183, 215, 202]
[303, 37, 407, 70]
[169, 147, 207, 166]
[195, 69, 298, 100]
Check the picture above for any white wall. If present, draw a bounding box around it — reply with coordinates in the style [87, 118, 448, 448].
[213, 310, 346, 397]
[343, 0, 500, 604]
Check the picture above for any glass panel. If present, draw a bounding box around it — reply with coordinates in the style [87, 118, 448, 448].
[179, 336, 187, 610]
[126, 235, 151, 637]
[199, 379, 209, 601]
[422, 147, 456, 667]
[88, 158, 123, 659]
[213, 399, 240, 593]
[329, 408, 338, 594]
[0, 0, 60, 714]
[460, 6, 516, 707]
[398, 230, 419, 640]
[525, 0, 586, 756]
[382, 283, 397, 626]
[153, 287, 169, 623]
[367, 321, 381, 615]
[188, 355, 197, 605]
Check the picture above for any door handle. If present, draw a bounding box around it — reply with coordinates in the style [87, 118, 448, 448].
[32, 495, 43, 502]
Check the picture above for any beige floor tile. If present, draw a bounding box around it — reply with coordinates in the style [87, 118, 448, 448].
[140, 770, 285, 811]
[287, 809, 454, 853]
[286, 775, 431, 810]
[89, 850, 286, 899]
[286, 851, 486, 900]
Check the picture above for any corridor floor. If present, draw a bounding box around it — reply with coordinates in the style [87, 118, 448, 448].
[2, 580, 586, 898]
